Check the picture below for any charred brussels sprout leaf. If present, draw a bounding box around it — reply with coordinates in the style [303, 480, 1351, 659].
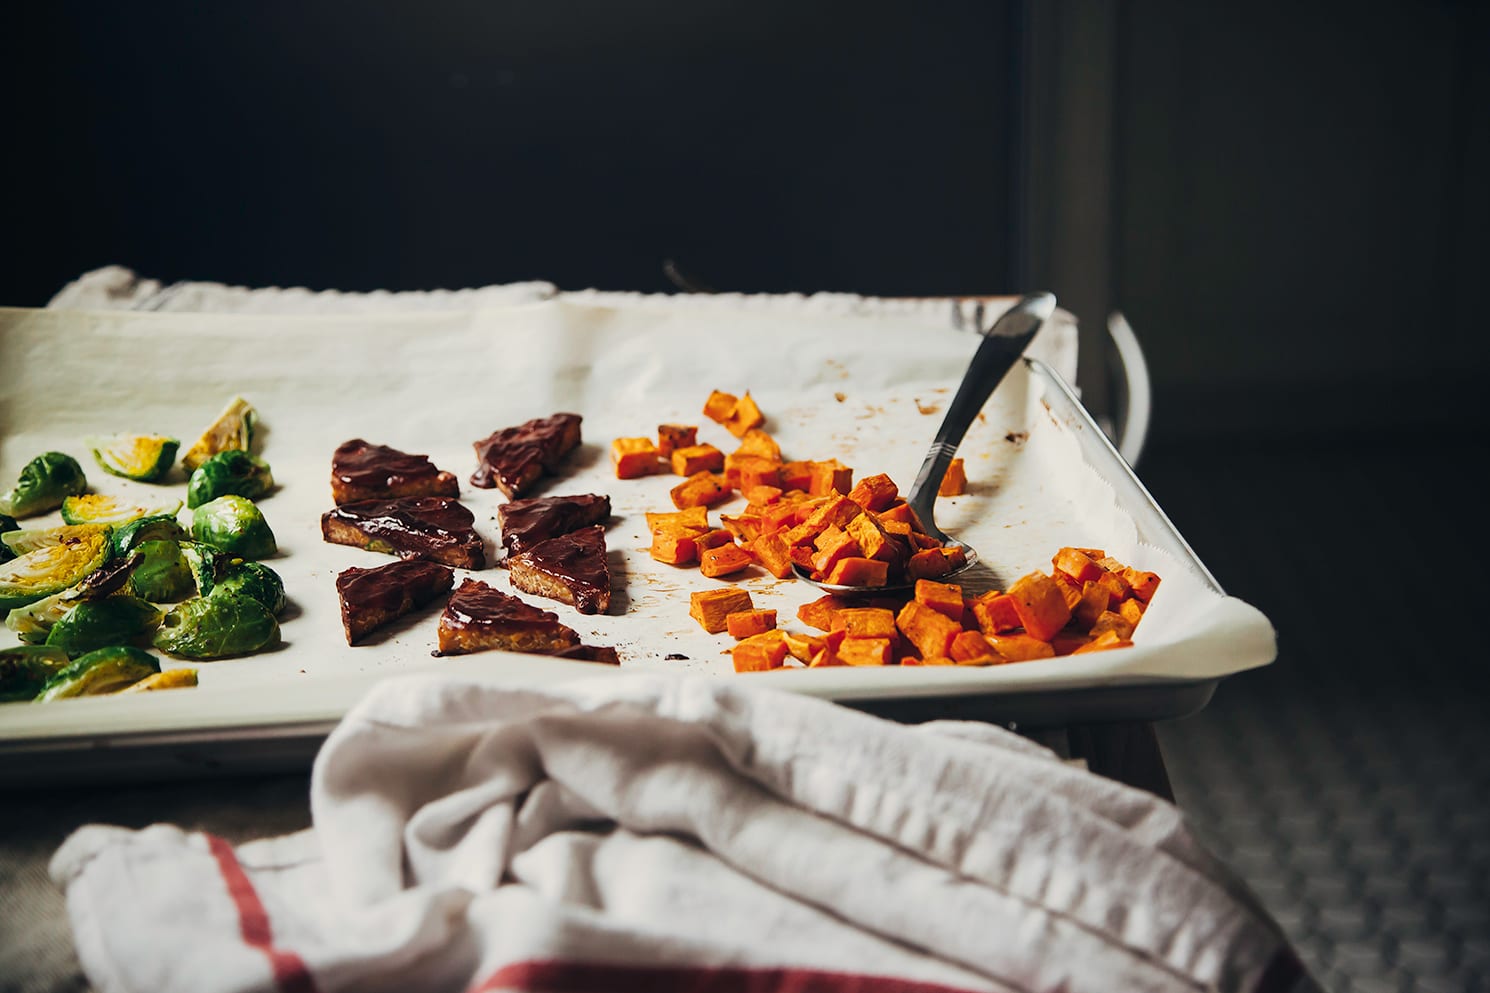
[6, 588, 82, 644]
[34, 646, 160, 701]
[129, 540, 195, 602]
[181, 396, 257, 473]
[212, 561, 286, 616]
[61, 493, 182, 526]
[179, 541, 227, 597]
[0, 514, 17, 565]
[154, 593, 279, 659]
[0, 526, 111, 612]
[186, 450, 274, 509]
[0, 452, 88, 519]
[1, 645, 71, 702]
[190, 496, 276, 559]
[44, 596, 162, 656]
[88, 434, 180, 483]
[120, 668, 198, 693]
[111, 514, 188, 558]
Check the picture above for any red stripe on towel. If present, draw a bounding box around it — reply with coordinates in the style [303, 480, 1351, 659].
[206, 834, 319, 993]
[469, 960, 980, 993]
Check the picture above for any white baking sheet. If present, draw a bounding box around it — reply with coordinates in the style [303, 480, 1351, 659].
[0, 299, 1275, 744]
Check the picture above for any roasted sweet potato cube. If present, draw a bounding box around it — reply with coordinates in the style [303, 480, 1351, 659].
[782, 630, 826, 664]
[876, 501, 926, 533]
[949, 630, 997, 662]
[690, 587, 753, 633]
[986, 632, 1057, 662]
[782, 519, 829, 548]
[747, 531, 795, 579]
[937, 458, 968, 497]
[847, 473, 899, 513]
[807, 459, 853, 497]
[797, 594, 847, 632]
[1051, 571, 1084, 612]
[914, 580, 965, 621]
[671, 444, 725, 476]
[1118, 597, 1146, 629]
[970, 592, 1022, 635]
[670, 471, 732, 510]
[844, 512, 901, 565]
[743, 484, 783, 506]
[779, 460, 814, 492]
[834, 606, 898, 640]
[1052, 546, 1106, 585]
[732, 630, 789, 672]
[838, 637, 894, 667]
[790, 546, 816, 571]
[724, 392, 765, 437]
[734, 428, 782, 462]
[880, 519, 914, 538]
[649, 528, 699, 566]
[1088, 609, 1136, 641]
[726, 608, 778, 639]
[802, 494, 862, 533]
[1007, 571, 1073, 641]
[1071, 630, 1134, 655]
[725, 453, 781, 489]
[1049, 630, 1094, 656]
[720, 514, 762, 543]
[646, 506, 709, 534]
[758, 503, 798, 535]
[811, 526, 862, 576]
[703, 390, 738, 424]
[1122, 567, 1162, 603]
[955, 653, 1006, 667]
[825, 557, 888, 587]
[700, 543, 754, 578]
[807, 629, 849, 668]
[896, 600, 964, 660]
[909, 532, 945, 551]
[1096, 557, 1136, 599]
[906, 548, 953, 581]
[1074, 582, 1111, 631]
[612, 437, 664, 479]
[1091, 569, 1131, 604]
[918, 655, 957, 666]
[696, 528, 736, 550]
[657, 424, 698, 458]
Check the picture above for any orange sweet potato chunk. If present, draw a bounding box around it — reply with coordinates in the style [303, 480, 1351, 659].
[721, 514, 763, 542]
[986, 632, 1057, 662]
[782, 630, 826, 664]
[1073, 582, 1111, 631]
[650, 528, 699, 566]
[779, 460, 814, 492]
[657, 424, 698, 458]
[896, 600, 963, 660]
[797, 594, 847, 632]
[612, 437, 663, 479]
[1007, 571, 1072, 641]
[810, 526, 863, 576]
[733, 630, 789, 672]
[914, 580, 964, 622]
[837, 637, 894, 667]
[1118, 597, 1146, 629]
[700, 543, 754, 578]
[906, 548, 953, 581]
[1070, 630, 1134, 655]
[937, 458, 967, 497]
[1122, 567, 1162, 603]
[834, 606, 898, 640]
[1052, 546, 1105, 585]
[748, 532, 795, 579]
[734, 428, 782, 462]
[949, 630, 997, 662]
[825, 557, 888, 587]
[970, 592, 1022, 635]
[671, 444, 725, 476]
[690, 587, 753, 633]
[807, 460, 853, 497]
[724, 392, 765, 438]
[1088, 609, 1136, 641]
[703, 390, 738, 424]
[807, 629, 849, 668]
[847, 473, 899, 513]
[726, 608, 778, 639]
[670, 471, 732, 510]
[646, 506, 710, 534]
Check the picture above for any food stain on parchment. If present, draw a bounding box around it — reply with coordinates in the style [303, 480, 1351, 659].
[834, 392, 846, 403]
[914, 398, 941, 415]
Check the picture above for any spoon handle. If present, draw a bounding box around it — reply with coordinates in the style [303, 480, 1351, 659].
[905, 293, 1056, 525]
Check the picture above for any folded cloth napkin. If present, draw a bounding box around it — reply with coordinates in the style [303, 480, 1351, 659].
[50, 674, 1313, 993]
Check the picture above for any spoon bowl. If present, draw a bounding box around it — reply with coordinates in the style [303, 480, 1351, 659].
[791, 292, 1057, 596]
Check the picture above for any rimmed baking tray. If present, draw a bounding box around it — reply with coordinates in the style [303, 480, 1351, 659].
[0, 301, 1275, 785]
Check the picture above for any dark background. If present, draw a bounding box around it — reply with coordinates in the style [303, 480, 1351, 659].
[3, 4, 1489, 990]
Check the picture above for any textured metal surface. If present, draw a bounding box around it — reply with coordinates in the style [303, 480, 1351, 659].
[1144, 435, 1490, 993]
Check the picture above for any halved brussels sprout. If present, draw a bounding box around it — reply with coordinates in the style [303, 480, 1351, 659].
[110, 514, 188, 558]
[119, 668, 198, 693]
[61, 493, 183, 526]
[34, 646, 160, 701]
[6, 588, 82, 644]
[3, 522, 111, 558]
[0, 514, 17, 565]
[1, 645, 71, 702]
[88, 434, 181, 483]
[186, 450, 274, 509]
[154, 593, 279, 659]
[212, 560, 286, 616]
[128, 540, 195, 603]
[0, 526, 111, 611]
[181, 396, 258, 473]
[190, 496, 276, 559]
[180, 541, 226, 597]
[0, 452, 88, 519]
[44, 596, 162, 656]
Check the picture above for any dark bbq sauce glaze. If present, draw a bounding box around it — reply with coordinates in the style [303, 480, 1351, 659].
[335, 560, 453, 615]
[442, 578, 576, 639]
[498, 493, 610, 556]
[333, 440, 452, 491]
[470, 413, 582, 494]
[324, 496, 486, 568]
[511, 524, 609, 614]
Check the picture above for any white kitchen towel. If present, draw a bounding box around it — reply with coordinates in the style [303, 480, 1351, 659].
[50, 673, 1314, 993]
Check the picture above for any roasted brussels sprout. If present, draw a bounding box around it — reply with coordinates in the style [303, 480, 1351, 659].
[44, 596, 162, 656]
[119, 668, 198, 693]
[61, 493, 182, 526]
[211, 560, 286, 616]
[111, 514, 188, 558]
[0, 514, 17, 565]
[88, 434, 180, 483]
[34, 646, 160, 701]
[154, 593, 278, 659]
[190, 496, 276, 559]
[186, 450, 274, 509]
[6, 588, 81, 644]
[181, 396, 257, 473]
[0, 452, 88, 519]
[179, 541, 226, 597]
[1, 645, 71, 702]
[128, 540, 195, 602]
[0, 526, 111, 611]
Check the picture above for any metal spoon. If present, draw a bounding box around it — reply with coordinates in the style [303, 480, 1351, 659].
[792, 291, 1058, 596]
